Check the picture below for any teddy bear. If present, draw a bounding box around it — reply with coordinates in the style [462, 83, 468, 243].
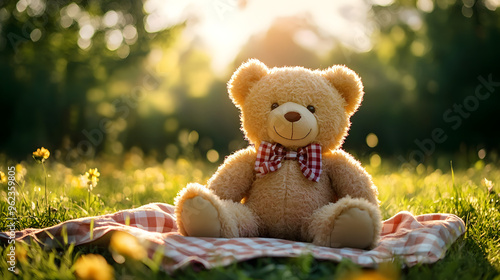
[174, 59, 382, 249]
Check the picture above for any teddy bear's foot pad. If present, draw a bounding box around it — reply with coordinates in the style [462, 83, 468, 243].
[330, 207, 374, 249]
[181, 196, 221, 237]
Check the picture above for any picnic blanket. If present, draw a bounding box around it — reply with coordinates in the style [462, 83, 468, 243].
[1, 203, 465, 272]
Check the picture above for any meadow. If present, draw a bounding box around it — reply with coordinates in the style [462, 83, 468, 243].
[1, 148, 499, 280]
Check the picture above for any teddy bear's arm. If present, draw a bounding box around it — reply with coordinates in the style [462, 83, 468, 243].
[206, 146, 257, 202]
[323, 150, 379, 205]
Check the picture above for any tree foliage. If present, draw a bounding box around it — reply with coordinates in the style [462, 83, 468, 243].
[0, 0, 182, 161]
[337, 0, 500, 167]
[1, 0, 499, 167]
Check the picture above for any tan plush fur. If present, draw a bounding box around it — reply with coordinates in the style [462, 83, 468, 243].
[175, 59, 382, 249]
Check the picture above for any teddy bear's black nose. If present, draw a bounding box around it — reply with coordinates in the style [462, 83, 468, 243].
[284, 111, 301, 122]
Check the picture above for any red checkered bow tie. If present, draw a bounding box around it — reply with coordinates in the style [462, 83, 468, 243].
[254, 141, 322, 182]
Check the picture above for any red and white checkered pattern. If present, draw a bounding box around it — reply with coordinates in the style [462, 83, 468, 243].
[0, 203, 465, 273]
[255, 141, 322, 182]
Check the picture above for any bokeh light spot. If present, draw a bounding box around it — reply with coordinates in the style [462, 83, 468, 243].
[370, 154, 381, 168]
[103, 10, 119, 27]
[403, 9, 423, 31]
[77, 37, 92, 50]
[411, 40, 426, 56]
[106, 29, 123, 51]
[145, 13, 164, 33]
[417, 0, 434, 12]
[60, 15, 73, 28]
[117, 45, 130, 59]
[178, 130, 189, 147]
[30, 28, 42, 42]
[111, 142, 123, 154]
[478, 149, 486, 159]
[26, 0, 46, 17]
[123, 187, 131, 197]
[96, 102, 116, 117]
[371, 0, 394, 6]
[376, 36, 395, 63]
[79, 24, 95, 40]
[86, 88, 105, 102]
[165, 144, 179, 158]
[123, 25, 138, 45]
[402, 75, 417, 91]
[65, 3, 81, 19]
[462, 6, 473, 17]
[366, 133, 378, 148]
[16, 0, 27, 13]
[207, 149, 219, 163]
[485, 0, 500, 11]
[122, 25, 137, 40]
[188, 131, 199, 145]
[390, 26, 406, 45]
[463, 0, 475, 8]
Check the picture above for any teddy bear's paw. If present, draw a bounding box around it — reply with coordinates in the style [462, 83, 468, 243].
[330, 207, 374, 249]
[180, 196, 222, 237]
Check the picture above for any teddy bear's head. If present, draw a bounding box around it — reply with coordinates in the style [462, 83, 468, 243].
[228, 59, 364, 151]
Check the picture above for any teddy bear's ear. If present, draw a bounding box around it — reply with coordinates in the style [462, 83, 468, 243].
[228, 59, 269, 106]
[321, 66, 364, 115]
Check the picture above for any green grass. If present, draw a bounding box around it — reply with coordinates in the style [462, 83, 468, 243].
[1, 152, 499, 279]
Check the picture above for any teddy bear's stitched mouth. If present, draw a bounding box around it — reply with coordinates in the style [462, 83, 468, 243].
[274, 126, 312, 141]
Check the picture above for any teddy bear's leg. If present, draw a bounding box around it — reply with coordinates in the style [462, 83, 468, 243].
[174, 183, 259, 238]
[308, 196, 381, 249]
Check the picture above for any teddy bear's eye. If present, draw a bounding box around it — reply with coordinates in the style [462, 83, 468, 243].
[307, 105, 315, 113]
[271, 103, 279, 110]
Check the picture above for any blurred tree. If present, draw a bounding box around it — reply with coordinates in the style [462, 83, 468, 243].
[0, 0, 182, 161]
[334, 0, 500, 166]
[1, 0, 499, 167]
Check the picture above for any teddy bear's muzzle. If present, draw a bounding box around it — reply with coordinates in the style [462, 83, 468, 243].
[267, 102, 319, 148]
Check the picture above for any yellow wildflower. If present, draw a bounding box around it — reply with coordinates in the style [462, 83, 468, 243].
[86, 168, 100, 183]
[73, 254, 114, 280]
[348, 271, 393, 280]
[109, 231, 147, 260]
[85, 168, 100, 190]
[347, 264, 400, 280]
[0, 171, 6, 184]
[32, 147, 50, 162]
[87, 168, 100, 179]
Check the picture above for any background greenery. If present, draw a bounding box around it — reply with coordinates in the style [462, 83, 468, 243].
[1, 0, 499, 169]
